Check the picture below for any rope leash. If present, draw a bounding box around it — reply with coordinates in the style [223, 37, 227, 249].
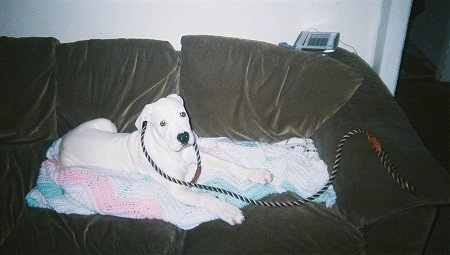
[140, 122, 415, 207]
[334, 129, 415, 194]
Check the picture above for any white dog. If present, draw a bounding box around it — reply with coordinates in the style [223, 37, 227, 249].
[58, 94, 273, 225]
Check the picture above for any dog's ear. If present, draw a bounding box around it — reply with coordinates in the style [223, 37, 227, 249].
[167, 94, 184, 105]
[135, 104, 153, 131]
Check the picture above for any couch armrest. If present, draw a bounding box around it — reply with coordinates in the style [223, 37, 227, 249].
[312, 49, 450, 228]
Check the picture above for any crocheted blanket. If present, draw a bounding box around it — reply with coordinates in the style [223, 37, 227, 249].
[26, 137, 336, 230]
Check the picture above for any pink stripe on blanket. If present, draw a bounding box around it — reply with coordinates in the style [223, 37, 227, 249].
[58, 167, 165, 219]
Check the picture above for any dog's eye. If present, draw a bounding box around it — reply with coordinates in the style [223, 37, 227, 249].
[160, 121, 166, 127]
[180, 112, 186, 117]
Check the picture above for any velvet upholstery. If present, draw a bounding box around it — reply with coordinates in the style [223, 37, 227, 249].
[183, 194, 365, 254]
[1, 209, 185, 254]
[56, 39, 180, 135]
[180, 35, 364, 142]
[313, 48, 450, 228]
[0, 37, 59, 144]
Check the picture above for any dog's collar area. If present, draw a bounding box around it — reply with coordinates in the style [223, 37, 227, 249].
[140, 121, 202, 184]
[191, 166, 202, 184]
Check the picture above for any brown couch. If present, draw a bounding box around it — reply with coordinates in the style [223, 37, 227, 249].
[1, 35, 448, 254]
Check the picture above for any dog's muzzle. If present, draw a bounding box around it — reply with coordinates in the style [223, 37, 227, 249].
[140, 120, 202, 184]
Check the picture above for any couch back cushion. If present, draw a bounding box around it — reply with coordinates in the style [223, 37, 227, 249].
[56, 39, 180, 135]
[0, 37, 59, 143]
[180, 35, 363, 142]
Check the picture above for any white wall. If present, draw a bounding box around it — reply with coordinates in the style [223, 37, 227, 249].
[373, 0, 413, 94]
[0, 0, 411, 94]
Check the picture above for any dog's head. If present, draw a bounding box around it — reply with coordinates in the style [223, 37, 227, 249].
[135, 94, 195, 152]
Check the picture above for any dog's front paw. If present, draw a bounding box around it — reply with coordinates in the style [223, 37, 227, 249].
[249, 169, 274, 185]
[218, 202, 245, 225]
[229, 166, 274, 185]
[208, 198, 245, 225]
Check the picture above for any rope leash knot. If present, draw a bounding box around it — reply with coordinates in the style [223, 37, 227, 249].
[140, 123, 415, 207]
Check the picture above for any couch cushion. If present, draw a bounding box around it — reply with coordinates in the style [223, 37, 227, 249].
[180, 35, 363, 142]
[0, 37, 59, 144]
[56, 39, 180, 135]
[184, 194, 365, 254]
[361, 205, 436, 254]
[0, 208, 185, 254]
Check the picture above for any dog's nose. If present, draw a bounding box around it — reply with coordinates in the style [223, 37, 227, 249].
[177, 132, 190, 144]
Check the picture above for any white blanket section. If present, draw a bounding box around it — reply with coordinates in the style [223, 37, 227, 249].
[26, 137, 336, 230]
